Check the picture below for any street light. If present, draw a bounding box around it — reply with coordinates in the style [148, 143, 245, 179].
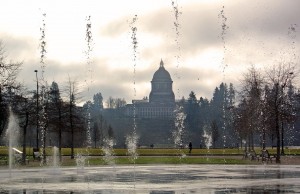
[34, 70, 39, 150]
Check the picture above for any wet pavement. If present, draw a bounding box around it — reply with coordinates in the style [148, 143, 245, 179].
[1, 164, 300, 193]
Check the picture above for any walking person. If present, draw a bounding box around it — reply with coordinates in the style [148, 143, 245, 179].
[188, 142, 192, 154]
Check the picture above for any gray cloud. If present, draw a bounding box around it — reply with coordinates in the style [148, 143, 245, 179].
[67, 0, 300, 102]
[4, 0, 300, 105]
[100, 18, 128, 37]
[0, 33, 37, 62]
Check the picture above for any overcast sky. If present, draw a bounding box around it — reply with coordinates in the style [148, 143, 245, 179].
[1, 0, 299, 105]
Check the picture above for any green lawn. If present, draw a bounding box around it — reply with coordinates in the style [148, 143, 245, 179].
[0, 146, 299, 167]
[87, 156, 250, 165]
[0, 146, 299, 156]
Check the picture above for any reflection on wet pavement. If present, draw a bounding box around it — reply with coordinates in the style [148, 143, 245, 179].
[1, 165, 300, 193]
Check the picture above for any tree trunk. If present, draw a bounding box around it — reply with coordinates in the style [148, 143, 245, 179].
[94, 123, 97, 148]
[248, 135, 251, 151]
[251, 131, 254, 150]
[240, 139, 243, 150]
[0, 86, 5, 137]
[281, 121, 285, 155]
[42, 124, 47, 165]
[262, 127, 266, 150]
[274, 83, 281, 163]
[36, 82, 39, 150]
[22, 112, 29, 165]
[70, 104, 74, 159]
[59, 107, 62, 162]
[275, 111, 281, 163]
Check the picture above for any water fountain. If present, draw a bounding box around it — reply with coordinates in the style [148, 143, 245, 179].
[102, 138, 115, 165]
[125, 14, 140, 191]
[84, 15, 93, 150]
[203, 127, 212, 161]
[173, 104, 186, 159]
[75, 153, 87, 174]
[5, 107, 20, 176]
[42, 146, 61, 175]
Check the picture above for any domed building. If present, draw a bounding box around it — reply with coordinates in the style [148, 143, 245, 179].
[125, 59, 175, 118]
[149, 60, 175, 103]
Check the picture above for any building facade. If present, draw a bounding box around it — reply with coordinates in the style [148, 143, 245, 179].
[126, 59, 175, 118]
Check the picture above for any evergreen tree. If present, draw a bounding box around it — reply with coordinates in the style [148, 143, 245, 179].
[226, 83, 236, 147]
[93, 92, 103, 110]
[233, 98, 249, 150]
[210, 120, 219, 149]
[210, 83, 228, 147]
[48, 81, 64, 161]
[185, 91, 199, 134]
[108, 125, 114, 139]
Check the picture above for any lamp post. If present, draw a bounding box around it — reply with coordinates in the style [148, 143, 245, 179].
[34, 70, 39, 150]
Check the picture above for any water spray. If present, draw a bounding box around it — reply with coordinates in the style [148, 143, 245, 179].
[171, 0, 182, 98]
[126, 15, 139, 191]
[39, 12, 48, 166]
[84, 15, 94, 151]
[126, 15, 139, 163]
[218, 5, 229, 73]
[218, 5, 229, 163]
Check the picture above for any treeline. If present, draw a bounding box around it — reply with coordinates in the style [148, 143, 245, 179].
[180, 83, 235, 150]
[181, 64, 299, 163]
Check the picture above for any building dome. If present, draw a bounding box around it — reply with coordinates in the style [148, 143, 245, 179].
[149, 59, 175, 104]
[152, 60, 172, 82]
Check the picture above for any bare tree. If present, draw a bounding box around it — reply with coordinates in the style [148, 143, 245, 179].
[238, 65, 264, 151]
[264, 63, 297, 163]
[93, 92, 103, 110]
[115, 98, 127, 108]
[0, 41, 22, 137]
[105, 96, 127, 109]
[65, 76, 82, 159]
[106, 96, 115, 109]
[234, 98, 249, 151]
[7, 85, 32, 165]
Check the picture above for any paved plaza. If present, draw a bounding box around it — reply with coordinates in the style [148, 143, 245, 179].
[1, 164, 300, 193]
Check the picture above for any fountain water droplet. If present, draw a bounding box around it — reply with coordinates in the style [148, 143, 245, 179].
[126, 15, 139, 190]
[39, 12, 47, 78]
[38, 12, 48, 166]
[203, 127, 212, 161]
[173, 104, 186, 159]
[5, 107, 20, 176]
[126, 133, 139, 162]
[203, 129, 212, 149]
[217, 5, 230, 160]
[84, 16, 94, 152]
[85, 15, 94, 91]
[127, 14, 139, 163]
[218, 6, 229, 73]
[102, 137, 115, 165]
[76, 153, 87, 173]
[171, 0, 182, 98]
